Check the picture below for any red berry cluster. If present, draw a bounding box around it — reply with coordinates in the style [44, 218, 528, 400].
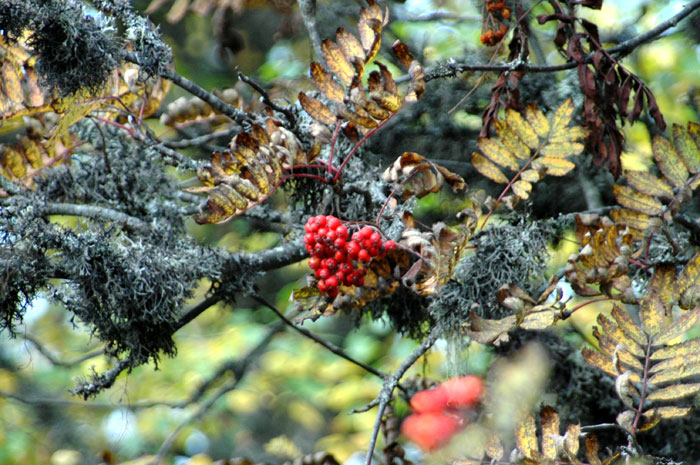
[304, 215, 397, 298]
[481, 1, 510, 46]
[401, 375, 484, 451]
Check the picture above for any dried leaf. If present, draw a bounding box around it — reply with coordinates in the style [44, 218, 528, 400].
[540, 406, 559, 460]
[651, 338, 700, 360]
[532, 157, 576, 176]
[309, 62, 345, 103]
[584, 435, 604, 465]
[322, 39, 354, 86]
[512, 180, 532, 199]
[515, 413, 540, 460]
[335, 27, 365, 68]
[299, 92, 337, 125]
[381, 152, 466, 199]
[609, 208, 650, 232]
[611, 304, 647, 349]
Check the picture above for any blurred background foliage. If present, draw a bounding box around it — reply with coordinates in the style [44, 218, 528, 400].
[0, 0, 699, 464]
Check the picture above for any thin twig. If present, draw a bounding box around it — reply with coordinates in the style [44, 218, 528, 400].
[237, 70, 296, 123]
[123, 51, 249, 124]
[154, 323, 283, 464]
[253, 294, 386, 380]
[425, 0, 700, 81]
[364, 326, 441, 465]
[164, 127, 239, 149]
[21, 334, 104, 367]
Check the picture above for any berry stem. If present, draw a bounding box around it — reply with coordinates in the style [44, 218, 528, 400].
[328, 120, 341, 176]
[333, 111, 397, 184]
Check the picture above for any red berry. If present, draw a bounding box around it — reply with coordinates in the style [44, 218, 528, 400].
[410, 387, 449, 413]
[327, 287, 339, 298]
[324, 258, 337, 270]
[335, 271, 345, 282]
[362, 239, 372, 250]
[314, 268, 323, 278]
[308, 257, 321, 269]
[304, 233, 315, 244]
[442, 375, 484, 409]
[343, 274, 354, 286]
[360, 226, 373, 239]
[325, 230, 337, 241]
[334, 251, 346, 262]
[317, 227, 328, 237]
[370, 232, 381, 244]
[317, 279, 328, 292]
[305, 244, 314, 254]
[358, 249, 371, 263]
[327, 216, 341, 229]
[336, 225, 348, 239]
[346, 241, 360, 259]
[325, 276, 338, 288]
[339, 262, 353, 273]
[334, 237, 347, 249]
[369, 247, 380, 257]
[315, 215, 327, 227]
[401, 412, 461, 451]
[313, 244, 325, 256]
[318, 267, 330, 279]
[384, 240, 397, 251]
[351, 231, 361, 242]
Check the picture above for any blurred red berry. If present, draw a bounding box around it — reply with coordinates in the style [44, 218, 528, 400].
[401, 412, 461, 451]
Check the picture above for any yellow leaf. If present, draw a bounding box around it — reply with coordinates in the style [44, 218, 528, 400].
[525, 103, 550, 138]
[1, 60, 23, 112]
[651, 338, 700, 360]
[611, 304, 647, 349]
[653, 308, 700, 346]
[309, 62, 345, 103]
[640, 294, 667, 336]
[322, 39, 354, 86]
[612, 184, 663, 216]
[565, 424, 580, 456]
[358, 1, 384, 53]
[583, 347, 641, 382]
[653, 135, 688, 188]
[550, 126, 588, 143]
[371, 90, 402, 112]
[648, 360, 700, 384]
[532, 157, 576, 176]
[506, 109, 539, 149]
[549, 98, 575, 135]
[299, 92, 337, 125]
[642, 406, 692, 420]
[673, 123, 700, 174]
[625, 170, 674, 200]
[650, 351, 700, 373]
[477, 138, 519, 171]
[472, 153, 508, 184]
[512, 180, 532, 200]
[540, 142, 584, 158]
[494, 119, 530, 159]
[609, 208, 650, 232]
[520, 169, 540, 183]
[338, 106, 377, 129]
[165, 0, 189, 23]
[485, 432, 504, 460]
[515, 413, 539, 460]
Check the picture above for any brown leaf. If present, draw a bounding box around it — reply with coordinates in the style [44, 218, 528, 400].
[299, 92, 337, 125]
[309, 62, 345, 103]
[322, 39, 354, 86]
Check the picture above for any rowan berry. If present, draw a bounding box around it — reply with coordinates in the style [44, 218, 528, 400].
[315, 215, 327, 227]
[318, 267, 330, 279]
[384, 240, 397, 251]
[327, 287, 339, 298]
[359, 226, 373, 239]
[358, 249, 371, 263]
[327, 217, 341, 229]
[325, 276, 339, 288]
[346, 241, 360, 258]
[334, 237, 346, 248]
[335, 225, 348, 239]
[317, 279, 328, 292]
[308, 256, 321, 269]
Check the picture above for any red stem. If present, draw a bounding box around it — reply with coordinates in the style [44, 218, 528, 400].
[333, 112, 397, 184]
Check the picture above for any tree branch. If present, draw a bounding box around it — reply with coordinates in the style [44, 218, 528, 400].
[154, 323, 283, 463]
[123, 51, 250, 124]
[425, 0, 700, 81]
[41, 202, 150, 233]
[21, 334, 104, 367]
[364, 326, 441, 465]
[297, 0, 325, 63]
[253, 294, 386, 380]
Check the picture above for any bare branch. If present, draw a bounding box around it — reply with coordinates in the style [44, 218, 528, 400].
[154, 324, 282, 464]
[41, 202, 150, 233]
[237, 70, 296, 123]
[426, 0, 700, 81]
[253, 294, 386, 380]
[21, 334, 104, 367]
[364, 326, 441, 465]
